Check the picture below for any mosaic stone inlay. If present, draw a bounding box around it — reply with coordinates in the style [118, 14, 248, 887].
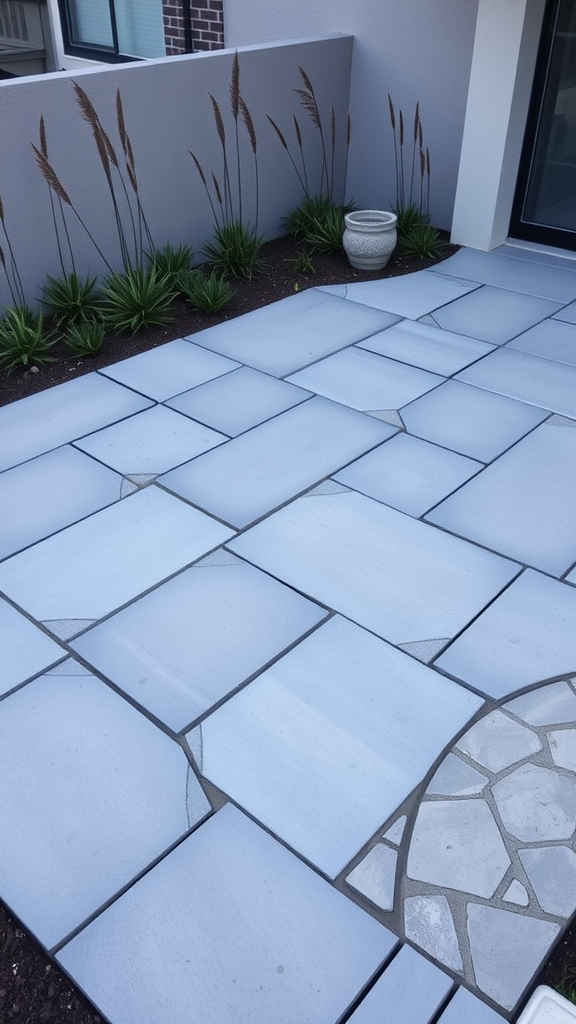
[344, 677, 576, 1013]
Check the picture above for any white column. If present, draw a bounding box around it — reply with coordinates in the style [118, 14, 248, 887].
[451, 0, 547, 250]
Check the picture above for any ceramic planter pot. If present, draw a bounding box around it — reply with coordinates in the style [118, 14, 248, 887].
[343, 210, 398, 271]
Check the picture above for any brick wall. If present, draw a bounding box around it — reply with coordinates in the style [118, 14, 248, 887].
[162, 0, 224, 55]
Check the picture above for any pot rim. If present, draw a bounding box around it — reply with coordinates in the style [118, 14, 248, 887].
[344, 209, 398, 229]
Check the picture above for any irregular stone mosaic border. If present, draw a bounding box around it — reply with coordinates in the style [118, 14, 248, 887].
[344, 675, 576, 1015]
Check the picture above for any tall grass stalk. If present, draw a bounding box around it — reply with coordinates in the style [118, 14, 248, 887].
[0, 196, 25, 308]
[388, 94, 431, 222]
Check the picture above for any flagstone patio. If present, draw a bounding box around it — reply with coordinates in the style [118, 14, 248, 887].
[1, 243, 576, 1023]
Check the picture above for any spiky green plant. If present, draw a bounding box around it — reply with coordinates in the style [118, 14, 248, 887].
[42, 272, 100, 326]
[64, 317, 105, 357]
[146, 242, 194, 283]
[556, 969, 576, 1005]
[288, 247, 316, 275]
[202, 221, 264, 279]
[388, 95, 431, 224]
[100, 266, 175, 334]
[400, 222, 442, 260]
[0, 307, 56, 371]
[178, 268, 235, 313]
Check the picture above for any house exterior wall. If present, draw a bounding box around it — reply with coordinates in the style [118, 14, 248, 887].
[0, 35, 352, 308]
[224, 0, 480, 231]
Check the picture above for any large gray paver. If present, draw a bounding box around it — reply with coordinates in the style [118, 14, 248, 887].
[347, 945, 452, 1024]
[426, 285, 563, 344]
[509, 317, 576, 366]
[402, 379, 548, 462]
[165, 365, 312, 435]
[430, 247, 576, 302]
[0, 671, 209, 948]
[357, 318, 494, 375]
[0, 445, 122, 561]
[99, 337, 239, 401]
[457, 346, 576, 417]
[436, 986, 508, 1024]
[229, 489, 519, 646]
[427, 419, 576, 575]
[436, 570, 576, 698]
[188, 616, 482, 878]
[74, 404, 227, 475]
[0, 373, 152, 472]
[72, 556, 326, 731]
[466, 904, 559, 1010]
[159, 397, 392, 528]
[58, 804, 396, 1024]
[286, 347, 443, 412]
[519, 846, 576, 917]
[191, 289, 398, 376]
[334, 433, 482, 518]
[1, 597, 64, 695]
[340, 270, 479, 318]
[0, 486, 233, 636]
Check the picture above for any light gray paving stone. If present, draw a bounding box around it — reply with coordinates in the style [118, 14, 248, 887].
[346, 945, 453, 1024]
[402, 380, 547, 462]
[0, 446, 123, 561]
[407, 800, 510, 897]
[519, 847, 576, 917]
[492, 764, 576, 842]
[346, 844, 398, 911]
[383, 816, 406, 845]
[187, 616, 482, 878]
[334, 433, 482, 517]
[99, 338, 239, 401]
[427, 753, 489, 796]
[502, 880, 529, 907]
[341, 270, 479, 319]
[436, 985, 510, 1024]
[0, 598, 64, 695]
[554, 299, 576, 324]
[0, 487, 233, 637]
[430, 248, 576, 303]
[399, 638, 450, 662]
[404, 894, 463, 972]
[0, 671, 209, 948]
[357, 319, 494, 375]
[507, 681, 576, 726]
[57, 804, 396, 1024]
[466, 903, 560, 1010]
[427, 421, 576, 576]
[455, 710, 541, 772]
[192, 289, 398, 376]
[159, 397, 391, 529]
[229, 489, 519, 647]
[508, 318, 576, 366]
[549, 729, 576, 772]
[0, 373, 152, 472]
[165, 366, 312, 435]
[72, 560, 326, 731]
[457, 347, 576, 418]
[46, 658, 92, 676]
[427, 285, 563, 345]
[286, 347, 443, 413]
[437, 573, 576, 699]
[74, 405, 227, 475]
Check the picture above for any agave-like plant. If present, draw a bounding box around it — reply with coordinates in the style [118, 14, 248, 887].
[42, 271, 100, 326]
[99, 266, 175, 334]
[0, 306, 56, 371]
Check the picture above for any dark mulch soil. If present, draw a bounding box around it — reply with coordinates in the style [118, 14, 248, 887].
[1, 231, 574, 1022]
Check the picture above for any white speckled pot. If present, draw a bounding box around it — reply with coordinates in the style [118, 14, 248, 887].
[343, 210, 398, 271]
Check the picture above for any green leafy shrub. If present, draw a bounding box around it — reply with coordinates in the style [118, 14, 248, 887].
[179, 268, 235, 313]
[42, 272, 100, 326]
[556, 969, 576, 1005]
[202, 221, 264, 279]
[401, 222, 442, 260]
[146, 242, 194, 283]
[0, 307, 56, 371]
[100, 266, 175, 334]
[64, 317, 105, 356]
[392, 201, 429, 238]
[288, 247, 316, 275]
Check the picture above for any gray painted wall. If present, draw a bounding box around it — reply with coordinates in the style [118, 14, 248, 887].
[225, 0, 480, 230]
[0, 35, 352, 308]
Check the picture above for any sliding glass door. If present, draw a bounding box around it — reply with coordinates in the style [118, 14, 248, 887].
[511, 0, 576, 248]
